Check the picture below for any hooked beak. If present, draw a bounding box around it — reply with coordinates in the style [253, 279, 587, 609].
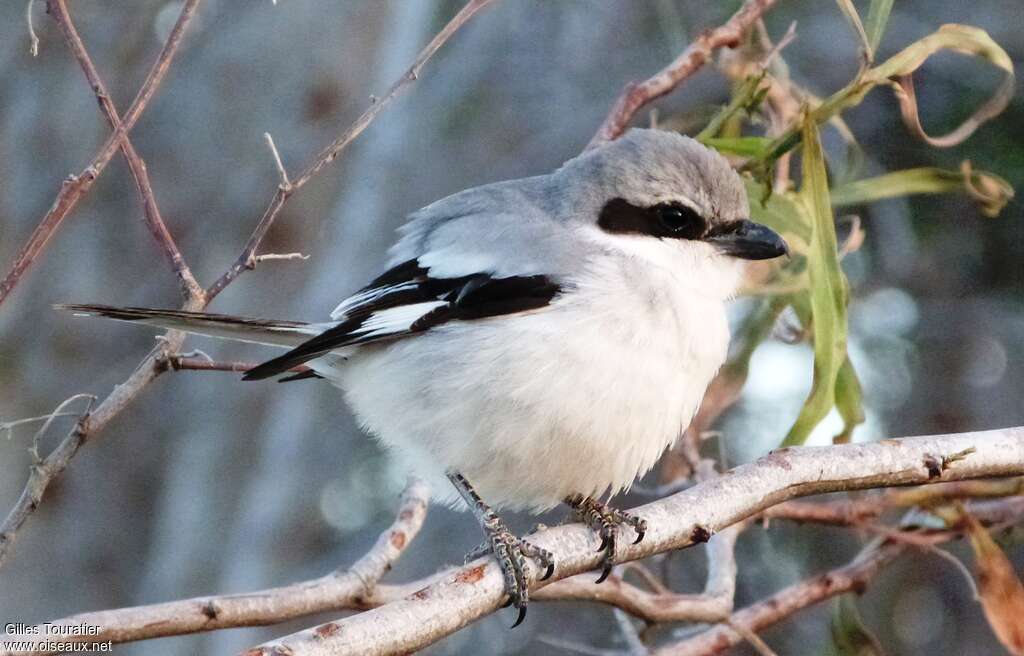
[705, 220, 789, 260]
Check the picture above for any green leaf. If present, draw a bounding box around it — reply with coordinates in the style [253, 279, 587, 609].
[833, 356, 865, 443]
[697, 73, 769, 141]
[834, 0, 872, 61]
[831, 594, 885, 656]
[831, 165, 1014, 217]
[782, 117, 849, 447]
[703, 136, 771, 158]
[744, 178, 812, 245]
[864, 0, 894, 54]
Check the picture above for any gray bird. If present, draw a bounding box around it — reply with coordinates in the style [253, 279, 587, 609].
[61, 128, 788, 625]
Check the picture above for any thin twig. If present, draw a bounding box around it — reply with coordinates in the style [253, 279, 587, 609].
[165, 356, 311, 375]
[204, 0, 497, 301]
[45, 0, 204, 302]
[264, 132, 292, 189]
[0, 2, 203, 568]
[589, 0, 779, 146]
[653, 542, 908, 656]
[25, 0, 39, 56]
[723, 619, 778, 656]
[253, 252, 310, 263]
[0, 0, 202, 307]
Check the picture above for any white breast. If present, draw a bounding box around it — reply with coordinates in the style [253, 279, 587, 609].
[325, 250, 733, 511]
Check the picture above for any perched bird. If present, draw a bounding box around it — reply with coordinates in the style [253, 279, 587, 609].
[60, 129, 787, 625]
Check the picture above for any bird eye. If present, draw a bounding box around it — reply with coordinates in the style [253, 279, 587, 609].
[655, 204, 705, 239]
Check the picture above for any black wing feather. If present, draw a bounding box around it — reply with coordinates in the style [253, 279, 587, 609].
[243, 260, 560, 381]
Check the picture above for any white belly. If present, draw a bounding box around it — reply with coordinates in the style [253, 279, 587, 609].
[325, 262, 731, 511]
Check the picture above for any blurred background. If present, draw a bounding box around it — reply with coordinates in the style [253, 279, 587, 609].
[0, 1, 1021, 654]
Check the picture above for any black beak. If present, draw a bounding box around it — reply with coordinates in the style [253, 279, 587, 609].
[705, 220, 789, 260]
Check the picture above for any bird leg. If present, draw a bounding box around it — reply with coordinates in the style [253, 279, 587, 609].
[564, 494, 647, 584]
[447, 472, 554, 627]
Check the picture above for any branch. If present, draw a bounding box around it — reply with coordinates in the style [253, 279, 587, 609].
[248, 427, 1024, 655]
[0, 0, 202, 307]
[653, 542, 907, 656]
[589, 0, 778, 146]
[10, 429, 1021, 654]
[204, 0, 496, 301]
[532, 524, 740, 624]
[0, 480, 429, 655]
[46, 0, 204, 302]
[0, 0, 489, 569]
[165, 355, 311, 376]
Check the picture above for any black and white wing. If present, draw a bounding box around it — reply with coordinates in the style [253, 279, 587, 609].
[242, 259, 561, 380]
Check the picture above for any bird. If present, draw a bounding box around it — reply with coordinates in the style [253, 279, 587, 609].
[59, 128, 788, 626]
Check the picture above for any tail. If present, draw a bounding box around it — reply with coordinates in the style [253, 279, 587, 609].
[56, 304, 327, 348]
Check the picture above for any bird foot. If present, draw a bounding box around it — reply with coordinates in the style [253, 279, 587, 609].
[565, 494, 647, 584]
[465, 517, 554, 627]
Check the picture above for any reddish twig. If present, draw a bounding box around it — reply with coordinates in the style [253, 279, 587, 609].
[0, 0, 494, 572]
[0, 0, 203, 569]
[653, 542, 907, 656]
[205, 0, 497, 301]
[45, 0, 204, 302]
[0, 0, 202, 307]
[589, 0, 779, 146]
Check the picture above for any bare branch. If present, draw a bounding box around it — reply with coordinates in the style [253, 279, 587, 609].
[9, 430, 1023, 654]
[45, 0, 204, 302]
[204, 0, 497, 301]
[653, 543, 907, 656]
[0, 0, 489, 571]
[165, 356, 311, 376]
[0, 0, 202, 307]
[248, 428, 1024, 655]
[589, 0, 779, 146]
[0, 480, 429, 653]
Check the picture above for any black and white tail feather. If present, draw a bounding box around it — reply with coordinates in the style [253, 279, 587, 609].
[58, 258, 561, 382]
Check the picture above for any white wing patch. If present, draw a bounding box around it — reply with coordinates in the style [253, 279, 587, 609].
[349, 301, 447, 339]
[330, 282, 419, 320]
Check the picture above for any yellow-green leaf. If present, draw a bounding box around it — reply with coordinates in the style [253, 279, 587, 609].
[761, 24, 1015, 161]
[834, 0, 872, 61]
[834, 356, 865, 443]
[864, 0, 893, 55]
[782, 116, 849, 446]
[830, 164, 1014, 217]
[831, 594, 885, 656]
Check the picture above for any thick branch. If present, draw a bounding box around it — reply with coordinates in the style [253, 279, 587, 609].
[0, 480, 428, 655]
[249, 427, 1024, 655]
[589, 0, 778, 146]
[204, 0, 496, 301]
[0, 0, 201, 307]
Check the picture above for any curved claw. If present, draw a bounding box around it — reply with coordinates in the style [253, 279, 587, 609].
[632, 529, 645, 545]
[511, 605, 527, 628]
[541, 562, 555, 581]
[594, 563, 612, 584]
[501, 596, 513, 609]
[597, 535, 610, 553]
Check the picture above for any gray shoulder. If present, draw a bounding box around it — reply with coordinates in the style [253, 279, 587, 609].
[387, 175, 583, 278]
